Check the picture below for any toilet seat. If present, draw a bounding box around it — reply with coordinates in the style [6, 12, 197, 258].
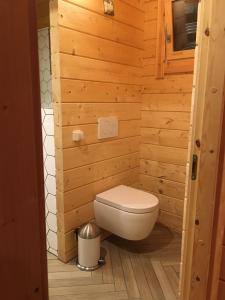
[96, 185, 159, 214]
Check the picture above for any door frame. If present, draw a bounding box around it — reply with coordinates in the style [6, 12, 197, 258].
[0, 0, 48, 299]
[207, 80, 225, 299]
[180, 0, 225, 299]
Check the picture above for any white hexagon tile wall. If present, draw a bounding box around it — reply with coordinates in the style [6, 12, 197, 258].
[38, 28, 58, 256]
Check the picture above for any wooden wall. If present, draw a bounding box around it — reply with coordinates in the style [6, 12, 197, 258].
[139, 0, 193, 232]
[36, 0, 50, 29]
[50, 0, 144, 262]
[218, 236, 225, 299]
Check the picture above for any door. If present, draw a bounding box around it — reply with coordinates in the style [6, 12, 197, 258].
[0, 1, 48, 299]
[180, 0, 225, 299]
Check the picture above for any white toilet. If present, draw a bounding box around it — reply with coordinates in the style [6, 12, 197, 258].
[94, 185, 159, 240]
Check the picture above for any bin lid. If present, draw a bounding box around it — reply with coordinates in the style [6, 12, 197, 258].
[78, 222, 101, 239]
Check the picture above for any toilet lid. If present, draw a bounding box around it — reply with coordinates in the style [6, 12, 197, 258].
[96, 185, 159, 214]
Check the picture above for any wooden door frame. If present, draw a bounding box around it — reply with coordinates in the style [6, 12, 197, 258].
[180, 0, 225, 299]
[0, 0, 48, 299]
[207, 80, 225, 299]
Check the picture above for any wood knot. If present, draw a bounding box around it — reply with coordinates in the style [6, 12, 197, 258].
[195, 219, 200, 225]
[195, 139, 201, 148]
[34, 287, 39, 293]
[205, 27, 210, 37]
[211, 87, 218, 94]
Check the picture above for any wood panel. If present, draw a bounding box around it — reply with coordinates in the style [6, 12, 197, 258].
[157, 194, 184, 217]
[63, 0, 144, 30]
[61, 136, 140, 170]
[141, 111, 190, 130]
[122, 0, 144, 11]
[144, 20, 157, 40]
[141, 2, 193, 234]
[141, 128, 189, 148]
[140, 159, 186, 183]
[60, 54, 142, 85]
[141, 144, 187, 166]
[59, 27, 143, 67]
[139, 174, 185, 200]
[60, 103, 141, 126]
[50, 0, 143, 262]
[145, 1, 158, 21]
[59, 1, 143, 49]
[60, 168, 139, 213]
[158, 211, 183, 233]
[60, 79, 142, 103]
[62, 153, 139, 192]
[142, 93, 191, 112]
[144, 74, 193, 94]
[58, 120, 140, 149]
[144, 39, 157, 58]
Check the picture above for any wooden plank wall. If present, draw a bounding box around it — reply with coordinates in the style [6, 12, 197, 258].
[50, 0, 144, 262]
[218, 236, 225, 299]
[36, 0, 50, 29]
[140, 0, 193, 232]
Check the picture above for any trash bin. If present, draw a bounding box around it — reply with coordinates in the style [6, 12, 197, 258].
[76, 222, 103, 271]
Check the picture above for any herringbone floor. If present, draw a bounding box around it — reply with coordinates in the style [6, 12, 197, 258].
[48, 224, 181, 300]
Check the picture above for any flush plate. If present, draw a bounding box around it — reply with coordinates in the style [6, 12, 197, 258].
[98, 116, 118, 139]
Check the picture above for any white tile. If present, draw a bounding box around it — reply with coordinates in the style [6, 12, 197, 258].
[41, 80, 47, 94]
[44, 166, 48, 180]
[47, 230, 58, 251]
[47, 212, 57, 232]
[43, 146, 47, 161]
[42, 126, 46, 143]
[45, 222, 49, 234]
[44, 185, 48, 198]
[44, 135, 55, 156]
[46, 175, 56, 195]
[41, 108, 45, 123]
[38, 35, 45, 50]
[45, 203, 48, 217]
[46, 193, 57, 214]
[43, 114, 54, 136]
[46, 238, 50, 250]
[43, 68, 50, 81]
[43, 47, 50, 61]
[40, 60, 45, 73]
[44, 108, 53, 115]
[45, 156, 56, 176]
[48, 248, 58, 256]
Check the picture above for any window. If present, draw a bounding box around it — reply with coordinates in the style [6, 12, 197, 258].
[172, 0, 198, 51]
[156, 0, 199, 77]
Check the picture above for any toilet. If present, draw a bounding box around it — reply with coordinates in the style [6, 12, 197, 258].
[94, 185, 159, 241]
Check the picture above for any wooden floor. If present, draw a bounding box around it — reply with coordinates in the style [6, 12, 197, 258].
[48, 224, 181, 300]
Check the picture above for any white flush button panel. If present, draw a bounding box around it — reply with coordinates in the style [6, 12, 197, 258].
[98, 116, 118, 139]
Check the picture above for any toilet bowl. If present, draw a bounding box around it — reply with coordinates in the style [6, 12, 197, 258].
[94, 185, 159, 240]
